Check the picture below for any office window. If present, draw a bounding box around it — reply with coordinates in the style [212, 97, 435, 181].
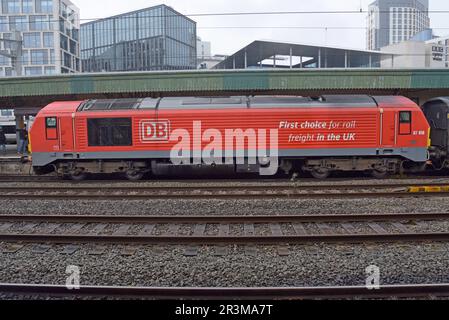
[0, 16, 7, 32]
[21, 50, 29, 65]
[9, 16, 28, 31]
[25, 66, 42, 75]
[67, 7, 75, 24]
[44, 66, 55, 74]
[35, 0, 52, 13]
[23, 32, 41, 48]
[65, 23, 71, 37]
[43, 32, 53, 47]
[115, 16, 125, 42]
[3, 33, 15, 51]
[60, 1, 67, 17]
[49, 49, 54, 63]
[72, 27, 79, 41]
[30, 49, 48, 64]
[63, 52, 71, 68]
[60, 34, 68, 50]
[59, 17, 64, 32]
[30, 15, 49, 30]
[2, 0, 20, 13]
[22, 0, 32, 13]
[69, 39, 76, 54]
[0, 55, 9, 66]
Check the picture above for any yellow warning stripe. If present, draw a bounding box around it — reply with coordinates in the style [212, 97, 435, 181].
[408, 186, 449, 193]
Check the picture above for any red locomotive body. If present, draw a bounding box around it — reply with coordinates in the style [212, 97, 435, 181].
[29, 95, 430, 180]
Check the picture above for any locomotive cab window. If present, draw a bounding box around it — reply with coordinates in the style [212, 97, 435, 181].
[46, 117, 57, 128]
[399, 111, 412, 135]
[87, 118, 132, 147]
[45, 117, 58, 140]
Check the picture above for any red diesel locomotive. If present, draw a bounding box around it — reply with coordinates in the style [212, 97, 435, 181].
[29, 95, 431, 180]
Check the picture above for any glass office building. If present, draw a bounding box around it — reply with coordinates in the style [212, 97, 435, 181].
[0, 0, 80, 76]
[81, 5, 197, 72]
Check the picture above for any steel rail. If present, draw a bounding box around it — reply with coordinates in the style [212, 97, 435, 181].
[0, 191, 448, 199]
[0, 182, 447, 191]
[2, 232, 449, 244]
[0, 175, 446, 184]
[0, 212, 448, 223]
[1, 283, 449, 299]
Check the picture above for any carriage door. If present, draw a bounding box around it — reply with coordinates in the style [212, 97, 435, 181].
[45, 117, 58, 141]
[59, 116, 74, 151]
[399, 111, 412, 135]
[381, 110, 396, 147]
[45, 116, 73, 152]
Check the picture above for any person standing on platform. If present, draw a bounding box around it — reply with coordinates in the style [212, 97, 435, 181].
[17, 127, 28, 156]
[0, 127, 6, 155]
[23, 129, 29, 155]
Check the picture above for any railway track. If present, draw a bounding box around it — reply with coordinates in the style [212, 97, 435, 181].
[1, 212, 448, 223]
[0, 182, 448, 199]
[1, 212, 449, 245]
[0, 176, 59, 183]
[0, 174, 447, 184]
[1, 283, 449, 299]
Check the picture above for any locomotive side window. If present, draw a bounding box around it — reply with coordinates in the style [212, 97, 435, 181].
[45, 117, 58, 140]
[87, 118, 132, 147]
[399, 111, 412, 135]
[46, 117, 57, 128]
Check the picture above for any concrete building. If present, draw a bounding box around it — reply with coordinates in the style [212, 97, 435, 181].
[0, 0, 80, 76]
[197, 37, 211, 61]
[197, 36, 213, 68]
[380, 40, 445, 68]
[427, 35, 449, 68]
[214, 40, 391, 70]
[196, 36, 226, 69]
[367, 0, 431, 51]
[81, 4, 197, 72]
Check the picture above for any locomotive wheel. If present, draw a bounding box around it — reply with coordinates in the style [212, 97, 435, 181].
[371, 169, 388, 179]
[70, 171, 87, 181]
[310, 168, 330, 179]
[125, 170, 144, 181]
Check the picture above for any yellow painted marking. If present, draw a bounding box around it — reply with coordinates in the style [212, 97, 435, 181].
[408, 186, 449, 193]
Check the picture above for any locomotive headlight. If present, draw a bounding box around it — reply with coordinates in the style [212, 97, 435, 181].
[428, 128, 431, 147]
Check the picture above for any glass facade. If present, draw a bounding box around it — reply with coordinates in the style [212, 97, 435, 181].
[0, 0, 80, 77]
[81, 5, 197, 72]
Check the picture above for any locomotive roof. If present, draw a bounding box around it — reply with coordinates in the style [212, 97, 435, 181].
[75, 95, 414, 112]
[37, 96, 417, 114]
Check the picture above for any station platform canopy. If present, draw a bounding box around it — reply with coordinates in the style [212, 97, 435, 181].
[213, 40, 396, 70]
[1, 68, 449, 114]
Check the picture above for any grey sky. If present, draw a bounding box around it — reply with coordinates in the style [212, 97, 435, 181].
[73, 0, 449, 55]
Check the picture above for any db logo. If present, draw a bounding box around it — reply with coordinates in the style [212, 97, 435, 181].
[140, 120, 171, 142]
